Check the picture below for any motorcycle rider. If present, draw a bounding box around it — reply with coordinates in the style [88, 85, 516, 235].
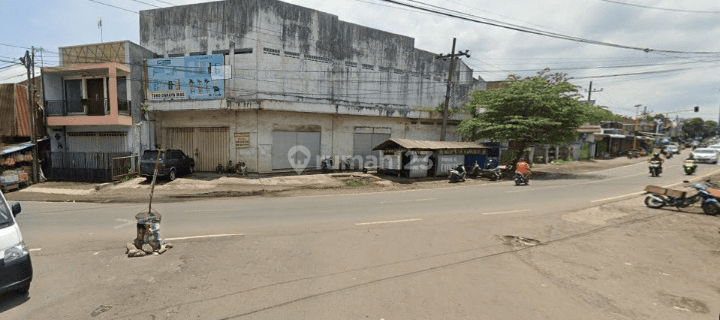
[649, 151, 664, 166]
[685, 153, 697, 168]
[515, 157, 531, 180]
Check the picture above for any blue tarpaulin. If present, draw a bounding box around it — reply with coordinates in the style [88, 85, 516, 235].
[0, 141, 34, 157]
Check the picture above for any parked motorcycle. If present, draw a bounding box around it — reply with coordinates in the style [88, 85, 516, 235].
[644, 181, 720, 215]
[470, 160, 503, 181]
[513, 172, 529, 186]
[649, 160, 662, 177]
[683, 160, 697, 175]
[321, 156, 333, 173]
[448, 164, 466, 183]
[664, 151, 673, 159]
[626, 150, 638, 159]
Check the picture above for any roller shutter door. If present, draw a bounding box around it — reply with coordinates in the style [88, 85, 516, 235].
[271, 131, 320, 170]
[352, 132, 390, 167]
[163, 127, 228, 171]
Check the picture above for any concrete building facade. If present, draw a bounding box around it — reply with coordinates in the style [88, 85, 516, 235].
[139, 0, 484, 173]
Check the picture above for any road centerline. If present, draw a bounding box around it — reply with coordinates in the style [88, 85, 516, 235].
[355, 218, 422, 226]
[380, 198, 437, 204]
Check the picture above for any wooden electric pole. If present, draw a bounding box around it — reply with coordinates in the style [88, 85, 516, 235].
[19, 49, 39, 183]
[436, 38, 470, 141]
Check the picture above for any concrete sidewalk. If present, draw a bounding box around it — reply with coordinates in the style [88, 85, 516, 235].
[4, 155, 655, 203]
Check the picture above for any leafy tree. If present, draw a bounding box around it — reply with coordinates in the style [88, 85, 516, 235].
[682, 118, 717, 139]
[458, 69, 620, 165]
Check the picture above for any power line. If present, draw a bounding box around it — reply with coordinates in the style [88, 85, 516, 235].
[88, 0, 138, 13]
[380, 0, 720, 55]
[598, 0, 720, 14]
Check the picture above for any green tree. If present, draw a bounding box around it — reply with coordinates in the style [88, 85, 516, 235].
[682, 118, 715, 138]
[458, 69, 619, 165]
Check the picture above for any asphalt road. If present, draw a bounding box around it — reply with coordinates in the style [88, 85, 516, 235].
[4, 152, 720, 319]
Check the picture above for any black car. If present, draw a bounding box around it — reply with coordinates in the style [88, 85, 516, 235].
[140, 149, 195, 181]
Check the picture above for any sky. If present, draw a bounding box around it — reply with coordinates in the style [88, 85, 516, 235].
[2, 0, 720, 122]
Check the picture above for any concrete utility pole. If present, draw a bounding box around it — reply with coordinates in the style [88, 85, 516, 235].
[19, 49, 39, 183]
[436, 38, 470, 141]
[587, 81, 603, 104]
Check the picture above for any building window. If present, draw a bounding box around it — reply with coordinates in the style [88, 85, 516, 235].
[379, 66, 391, 72]
[167, 53, 184, 58]
[362, 64, 374, 70]
[393, 68, 404, 75]
[285, 51, 301, 59]
[345, 61, 357, 68]
[305, 54, 332, 63]
[212, 49, 230, 55]
[189, 51, 206, 56]
[235, 48, 253, 54]
[410, 72, 420, 77]
[263, 48, 280, 56]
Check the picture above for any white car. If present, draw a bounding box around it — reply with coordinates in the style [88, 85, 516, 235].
[707, 144, 720, 154]
[691, 148, 718, 164]
[664, 145, 679, 154]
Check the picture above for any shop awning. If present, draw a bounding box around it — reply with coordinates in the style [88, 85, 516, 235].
[373, 138, 489, 151]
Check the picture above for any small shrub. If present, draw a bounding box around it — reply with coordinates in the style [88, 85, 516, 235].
[346, 180, 366, 187]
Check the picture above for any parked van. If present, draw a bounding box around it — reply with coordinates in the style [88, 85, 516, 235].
[0, 190, 32, 295]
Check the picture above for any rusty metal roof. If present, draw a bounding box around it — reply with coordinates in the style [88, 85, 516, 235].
[575, 125, 602, 134]
[373, 138, 489, 151]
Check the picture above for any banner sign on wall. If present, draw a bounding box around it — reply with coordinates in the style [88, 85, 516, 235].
[148, 54, 224, 100]
[235, 132, 250, 148]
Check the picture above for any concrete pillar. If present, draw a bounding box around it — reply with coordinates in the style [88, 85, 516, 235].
[590, 142, 597, 159]
[108, 65, 118, 115]
[544, 146, 549, 164]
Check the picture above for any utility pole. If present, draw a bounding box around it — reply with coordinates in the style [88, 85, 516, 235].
[587, 81, 603, 104]
[436, 38, 470, 141]
[19, 49, 39, 183]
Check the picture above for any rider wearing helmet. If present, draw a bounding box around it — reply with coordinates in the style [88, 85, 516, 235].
[650, 151, 664, 166]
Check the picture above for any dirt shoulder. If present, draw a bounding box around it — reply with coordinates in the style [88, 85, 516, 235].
[4, 156, 652, 203]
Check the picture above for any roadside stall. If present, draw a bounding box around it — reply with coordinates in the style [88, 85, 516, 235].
[372, 139, 489, 178]
[0, 141, 35, 192]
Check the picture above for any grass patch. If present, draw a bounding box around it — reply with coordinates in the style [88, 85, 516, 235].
[346, 180, 367, 187]
[551, 159, 575, 165]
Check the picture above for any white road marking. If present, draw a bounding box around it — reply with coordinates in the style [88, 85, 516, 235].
[29, 248, 42, 252]
[164, 233, 244, 241]
[380, 198, 437, 204]
[355, 218, 422, 226]
[480, 209, 530, 215]
[184, 208, 242, 213]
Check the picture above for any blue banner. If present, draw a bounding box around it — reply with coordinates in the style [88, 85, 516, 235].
[147, 54, 224, 100]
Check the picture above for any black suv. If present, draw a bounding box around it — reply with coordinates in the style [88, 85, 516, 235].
[140, 149, 195, 181]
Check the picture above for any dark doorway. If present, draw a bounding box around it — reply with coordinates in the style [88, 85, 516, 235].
[86, 78, 106, 116]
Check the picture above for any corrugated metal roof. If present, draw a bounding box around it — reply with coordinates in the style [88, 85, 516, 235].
[0, 84, 16, 136]
[15, 84, 30, 137]
[373, 138, 489, 151]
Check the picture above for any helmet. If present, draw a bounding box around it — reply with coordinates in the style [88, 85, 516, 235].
[519, 158, 525, 162]
[654, 152, 660, 156]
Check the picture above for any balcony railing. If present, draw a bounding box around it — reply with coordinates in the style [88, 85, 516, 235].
[46, 99, 110, 116]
